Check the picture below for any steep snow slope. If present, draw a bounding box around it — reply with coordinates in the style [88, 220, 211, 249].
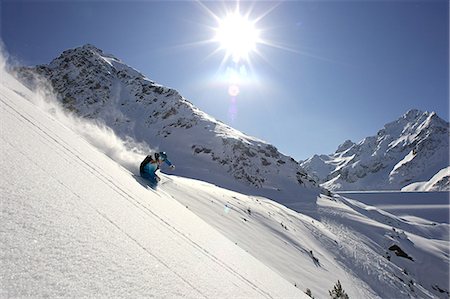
[301, 110, 449, 191]
[16, 44, 320, 204]
[1, 63, 306, 298]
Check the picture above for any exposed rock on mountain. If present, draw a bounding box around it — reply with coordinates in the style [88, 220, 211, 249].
[301, 109, 449, 191]
[16, 44, 321, 201]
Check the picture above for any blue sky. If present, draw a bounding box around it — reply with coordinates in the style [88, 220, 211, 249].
[2, 0, 448, 160]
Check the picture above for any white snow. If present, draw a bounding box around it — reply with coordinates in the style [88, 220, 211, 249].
[16, 44, 321, 203]
[402, 166, 450, 192]
[392, 150, 416, 174]
[337, 191, 449, 224]
[3, 46, 449, 299]
[301, 109, 449, 191]
[0, 64, 306, 298]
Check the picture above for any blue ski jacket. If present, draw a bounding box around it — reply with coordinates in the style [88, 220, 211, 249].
[140, 153, 173, 177]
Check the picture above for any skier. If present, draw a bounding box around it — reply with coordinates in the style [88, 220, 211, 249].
[140, 151, 175, 187]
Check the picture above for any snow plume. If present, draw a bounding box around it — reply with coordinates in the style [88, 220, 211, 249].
[0, 43, 6, 71]
[0, 46, 151, 174]
[63, 117, 152, 173]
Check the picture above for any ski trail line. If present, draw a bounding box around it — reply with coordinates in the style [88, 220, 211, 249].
[1, 137, 208, 299]
[0, 95, 275, 298]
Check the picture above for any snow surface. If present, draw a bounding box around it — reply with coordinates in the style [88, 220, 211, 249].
[337, 191, 449, 224]
[1, 64, 306, 298]
[402, 166, 450, 192]
[2, 59, 449, 298]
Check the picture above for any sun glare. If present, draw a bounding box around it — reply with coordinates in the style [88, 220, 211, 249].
[191, 1, 280, 120]
[215, 11, 260, 63]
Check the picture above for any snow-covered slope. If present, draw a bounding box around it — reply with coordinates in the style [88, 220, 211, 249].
[16, 44, 320, 204]
[402, 166, 450, 192]
[1, 61, 306, 298]
[3, 61, 449, 298]
[301, 110, 449, 191]
[163, 176, 450, 299]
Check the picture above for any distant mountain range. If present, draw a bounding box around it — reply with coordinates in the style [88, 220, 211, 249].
[300, 109, 449, 191]
[16, 44, 320, 203]
[16, 44, 449, 194]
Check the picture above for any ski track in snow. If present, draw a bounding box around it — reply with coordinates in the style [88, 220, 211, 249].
[0, 97, 271, 298]
[0, 78, 305, 298]
[0, 96, 201, 298]
[158, 171, 449, 298]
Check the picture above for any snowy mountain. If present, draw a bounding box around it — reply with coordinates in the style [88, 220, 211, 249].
[300, 110, 449, 191]
[3, 55, 449, 298]
[0, 67, 306, 298]
[402, 166, 450, 192]
[16, 44, 320, 204]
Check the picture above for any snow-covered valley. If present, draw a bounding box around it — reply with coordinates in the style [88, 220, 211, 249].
[337, 191, 449, 224]
[1, 46, 449, 298]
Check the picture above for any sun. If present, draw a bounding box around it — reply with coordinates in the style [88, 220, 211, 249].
[214, 10, 260, 63]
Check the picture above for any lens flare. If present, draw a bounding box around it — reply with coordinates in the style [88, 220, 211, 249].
[228, 97, 238, 121]
[228, 84, 240, 97]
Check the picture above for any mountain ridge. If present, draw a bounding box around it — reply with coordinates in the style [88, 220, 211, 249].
[16, 44, 321, 204]
[300, 109, 449, 191]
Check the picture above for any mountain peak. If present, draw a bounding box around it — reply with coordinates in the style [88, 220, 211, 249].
[16, 45, 322, 200]
[301, 108, 449, 191]
[78, 44, 117, 60]
[50, 44, 120, 67]
[403, 108, 423, 119]
[80, 43, 103, 52]
[336, 139, 355, 153]
[399, 109, 446, 127]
